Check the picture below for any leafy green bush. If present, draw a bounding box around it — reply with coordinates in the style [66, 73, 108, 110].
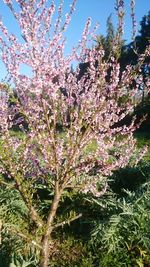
[0, 186, 38, 267]
[91, 179, 150, 267]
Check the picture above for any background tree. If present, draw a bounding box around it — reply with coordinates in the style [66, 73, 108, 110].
[120, 10, 150, 68]
[96, 14, 116, 60]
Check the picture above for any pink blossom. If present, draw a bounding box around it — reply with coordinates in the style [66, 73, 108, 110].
[0, 0, 148, 199]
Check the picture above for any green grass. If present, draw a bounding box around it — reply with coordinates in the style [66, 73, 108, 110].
[135, 131, 150, 161]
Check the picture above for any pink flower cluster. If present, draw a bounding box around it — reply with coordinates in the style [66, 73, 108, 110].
[0, 0, 149, 198]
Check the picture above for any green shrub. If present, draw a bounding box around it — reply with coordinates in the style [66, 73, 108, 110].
[91, 179, 150, 266]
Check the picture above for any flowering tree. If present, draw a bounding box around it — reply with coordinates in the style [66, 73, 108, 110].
[0, 0, 149, 266]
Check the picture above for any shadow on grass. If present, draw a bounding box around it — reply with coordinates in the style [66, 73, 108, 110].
[109, 162, 150, 197]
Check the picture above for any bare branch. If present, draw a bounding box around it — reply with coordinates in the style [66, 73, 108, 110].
[52, 213, 82, 230]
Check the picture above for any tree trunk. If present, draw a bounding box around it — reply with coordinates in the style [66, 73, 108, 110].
[39, 234, 51, 267]
[39, 188, 61, 267]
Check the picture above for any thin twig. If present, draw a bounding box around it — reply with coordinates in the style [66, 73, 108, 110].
[52, 213, 82, 229]
[6, 227, 42, 249]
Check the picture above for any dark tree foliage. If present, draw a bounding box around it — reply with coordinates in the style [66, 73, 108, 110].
[120, 11, 150, 69]
[96, 14, 116, 60]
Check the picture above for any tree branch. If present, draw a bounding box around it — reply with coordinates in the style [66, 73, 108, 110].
[6, 226, 42, 249]
[52, 213, 82, 230]
[0, 159, 43, 228]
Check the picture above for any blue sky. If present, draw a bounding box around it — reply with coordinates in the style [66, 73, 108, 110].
[0, 0, 150, 81]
